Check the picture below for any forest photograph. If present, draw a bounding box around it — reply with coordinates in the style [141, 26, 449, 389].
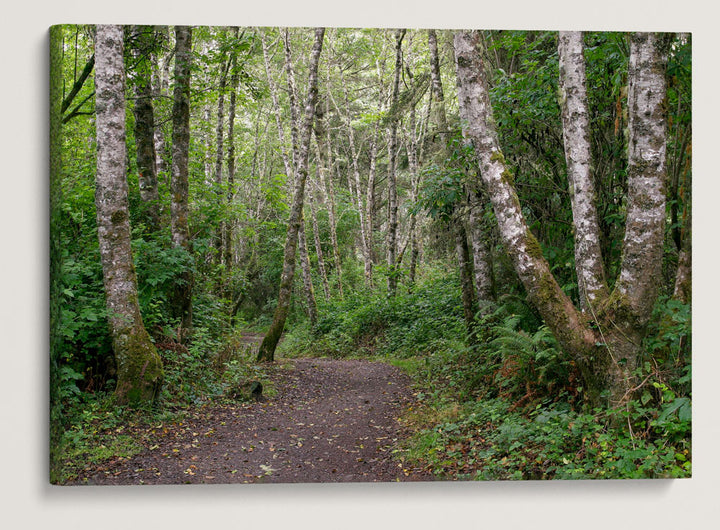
[49, 23, 691, 485]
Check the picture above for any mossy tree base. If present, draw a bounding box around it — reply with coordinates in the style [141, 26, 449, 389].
[112, 327, 164, 407]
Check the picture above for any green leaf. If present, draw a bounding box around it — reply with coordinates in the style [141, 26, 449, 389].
[640, 391, 652, 405]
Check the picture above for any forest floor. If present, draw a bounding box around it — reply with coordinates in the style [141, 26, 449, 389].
[67, 354, 433, 485]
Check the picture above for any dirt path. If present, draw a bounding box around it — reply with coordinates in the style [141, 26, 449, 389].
[71, 358, 432, 485]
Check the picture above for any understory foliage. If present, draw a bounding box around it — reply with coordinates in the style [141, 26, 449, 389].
[281, 269, 691, 480]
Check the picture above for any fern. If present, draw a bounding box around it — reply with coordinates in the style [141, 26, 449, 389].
[488, 317, 570, 401]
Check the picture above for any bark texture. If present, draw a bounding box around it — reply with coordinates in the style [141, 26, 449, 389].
[454, 30, 600, 400]
[558, 31, 608, 310]
[170, 25, 194, 340]
[455, 30, 670, 406]
[258, 27, 325, 362]
[614, 33, 669, 324]
[429, 29, 489, 307]
[94, 25, 163, 406]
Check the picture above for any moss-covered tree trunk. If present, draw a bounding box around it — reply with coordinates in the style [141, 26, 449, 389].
[94, 24, 163, 406]
[170, 25, 193, 342]
[454, 30, 670, 407]
[257, 27, 325, 362]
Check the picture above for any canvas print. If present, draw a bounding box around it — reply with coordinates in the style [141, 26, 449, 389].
[49, 25, 691, 485]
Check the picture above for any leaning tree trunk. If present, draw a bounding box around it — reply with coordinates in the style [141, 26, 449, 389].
[257, 27, 325, 362]
[454, 30, 670, 407]
[94, 24, 163, 406]
[130, 25, 160, 231]
[170, 25, 193, 342]
[260, 27, 319, 320]
[558, 31, 609, 310]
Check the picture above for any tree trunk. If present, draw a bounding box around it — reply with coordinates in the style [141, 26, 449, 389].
[151, 26, 171, 180]
[224, 40, 240, 272]
[366, 121, 381, 272]
[673, 193, 691, 304]
[558, 31, 609, 310]
[454, 218, 477, 339]
[330, 65, 373, 288]
[130, 25, 160, 231]
[94, 25, 163, 406]
[428, 29, 449, 150]
[258, 27, 325, 362]
[308, 179, 331, 301]
[260, 28, 319, 320]
[314, 103, 344, 298]
[386, 29, 405, 297]
[468, 190, 495, 301]
[429, 28, 491, 305]
[455, 30, 670, 407]
[170, 25, 193, 342]
[213, 48, 230, 262]
[298, 220, 318, 325]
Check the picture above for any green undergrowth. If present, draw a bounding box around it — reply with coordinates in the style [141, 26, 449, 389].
[280, 273, 692, 480]
[51, 327, 275, 484]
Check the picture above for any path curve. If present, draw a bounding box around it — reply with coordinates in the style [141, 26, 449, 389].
[72, 358, 431, 485]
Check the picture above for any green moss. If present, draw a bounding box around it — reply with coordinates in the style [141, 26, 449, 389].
[524, 230, 545, 261]
[113, 327, 164, 407]
[490, 150, 506, 165]
[111, 209, 128, 224]
[502, 170, 516, 187]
